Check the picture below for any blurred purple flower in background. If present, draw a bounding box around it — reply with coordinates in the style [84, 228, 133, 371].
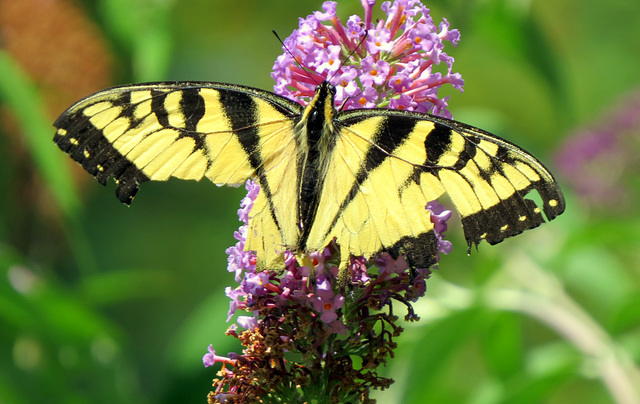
[555, 88, 640, 209]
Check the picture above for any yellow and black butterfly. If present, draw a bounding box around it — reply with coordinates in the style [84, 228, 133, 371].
[53, 81, 565, 271]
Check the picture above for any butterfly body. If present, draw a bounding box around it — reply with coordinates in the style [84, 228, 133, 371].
[54, 80, 565, 271]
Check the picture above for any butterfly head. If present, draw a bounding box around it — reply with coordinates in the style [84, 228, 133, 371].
[313, 81, 336, 109]
[301, 81, 338, 135]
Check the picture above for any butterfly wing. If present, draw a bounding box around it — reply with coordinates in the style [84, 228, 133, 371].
[54, 81, 565, 271]
[53, 82, 304, 268]
[421, 113, 565, 249]
[305, 114, 440, 268]
[305, 109, 565, 268]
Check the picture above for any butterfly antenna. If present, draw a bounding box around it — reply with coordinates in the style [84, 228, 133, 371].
[328, 30, 368, 83]
[272, 30, 320, 86]
[332, 31, 369, 110]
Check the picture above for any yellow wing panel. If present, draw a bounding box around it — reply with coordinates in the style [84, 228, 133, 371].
[142, 137, 197, 181]
[53, 83, 301, 209]
[317, 109, 565, 267]
[306, 117, 438, 269]
[245, 121, 300, 264]
[423, 119, 565, 249]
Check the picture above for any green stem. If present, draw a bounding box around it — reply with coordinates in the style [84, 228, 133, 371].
[486, 252, 640, 404]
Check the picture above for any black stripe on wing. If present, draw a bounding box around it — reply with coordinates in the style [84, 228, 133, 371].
[54, 93, 150, 205]
[319, 115, 417, 244]
[422, 118, 565, 250]
[217, 90, 285, 234]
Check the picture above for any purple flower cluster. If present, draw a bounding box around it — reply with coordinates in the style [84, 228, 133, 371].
[204, 1, 461, 402]
[205, 178, 453, 402]
[221, 180, 351, 335]
[225, 180, 259, 284]
[272, 0, 463, 117]
[216, 178, 452, 337]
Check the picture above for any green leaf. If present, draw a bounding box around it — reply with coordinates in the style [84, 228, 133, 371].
[472, 1, 563, 89]
[0, 51, 98, 273]
[399, 308, 486, 403]
[0, 50, 80, 218]
[498, 363, 578, 404]
[609, 295, 640, 335]
[80, 267, 176, 305]
[99, 0, 175, 81]
[0, 253, 148, 404]
[480, 312, 524, 379]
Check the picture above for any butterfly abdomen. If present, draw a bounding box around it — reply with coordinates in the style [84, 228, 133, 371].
[296, 82, 340, 251]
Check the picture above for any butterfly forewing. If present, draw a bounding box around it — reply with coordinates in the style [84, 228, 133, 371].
[333, 109, 565, 252]
[54, 82, 306, 269]
[306, 114, 442, 269]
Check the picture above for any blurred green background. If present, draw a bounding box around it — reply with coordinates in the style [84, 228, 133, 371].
[1, 0, 639, 403]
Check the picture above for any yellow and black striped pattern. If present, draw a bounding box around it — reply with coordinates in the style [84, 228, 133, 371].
[54, 81, 565, 270]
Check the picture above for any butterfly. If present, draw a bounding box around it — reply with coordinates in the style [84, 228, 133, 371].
[53, 80, 565, 271]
